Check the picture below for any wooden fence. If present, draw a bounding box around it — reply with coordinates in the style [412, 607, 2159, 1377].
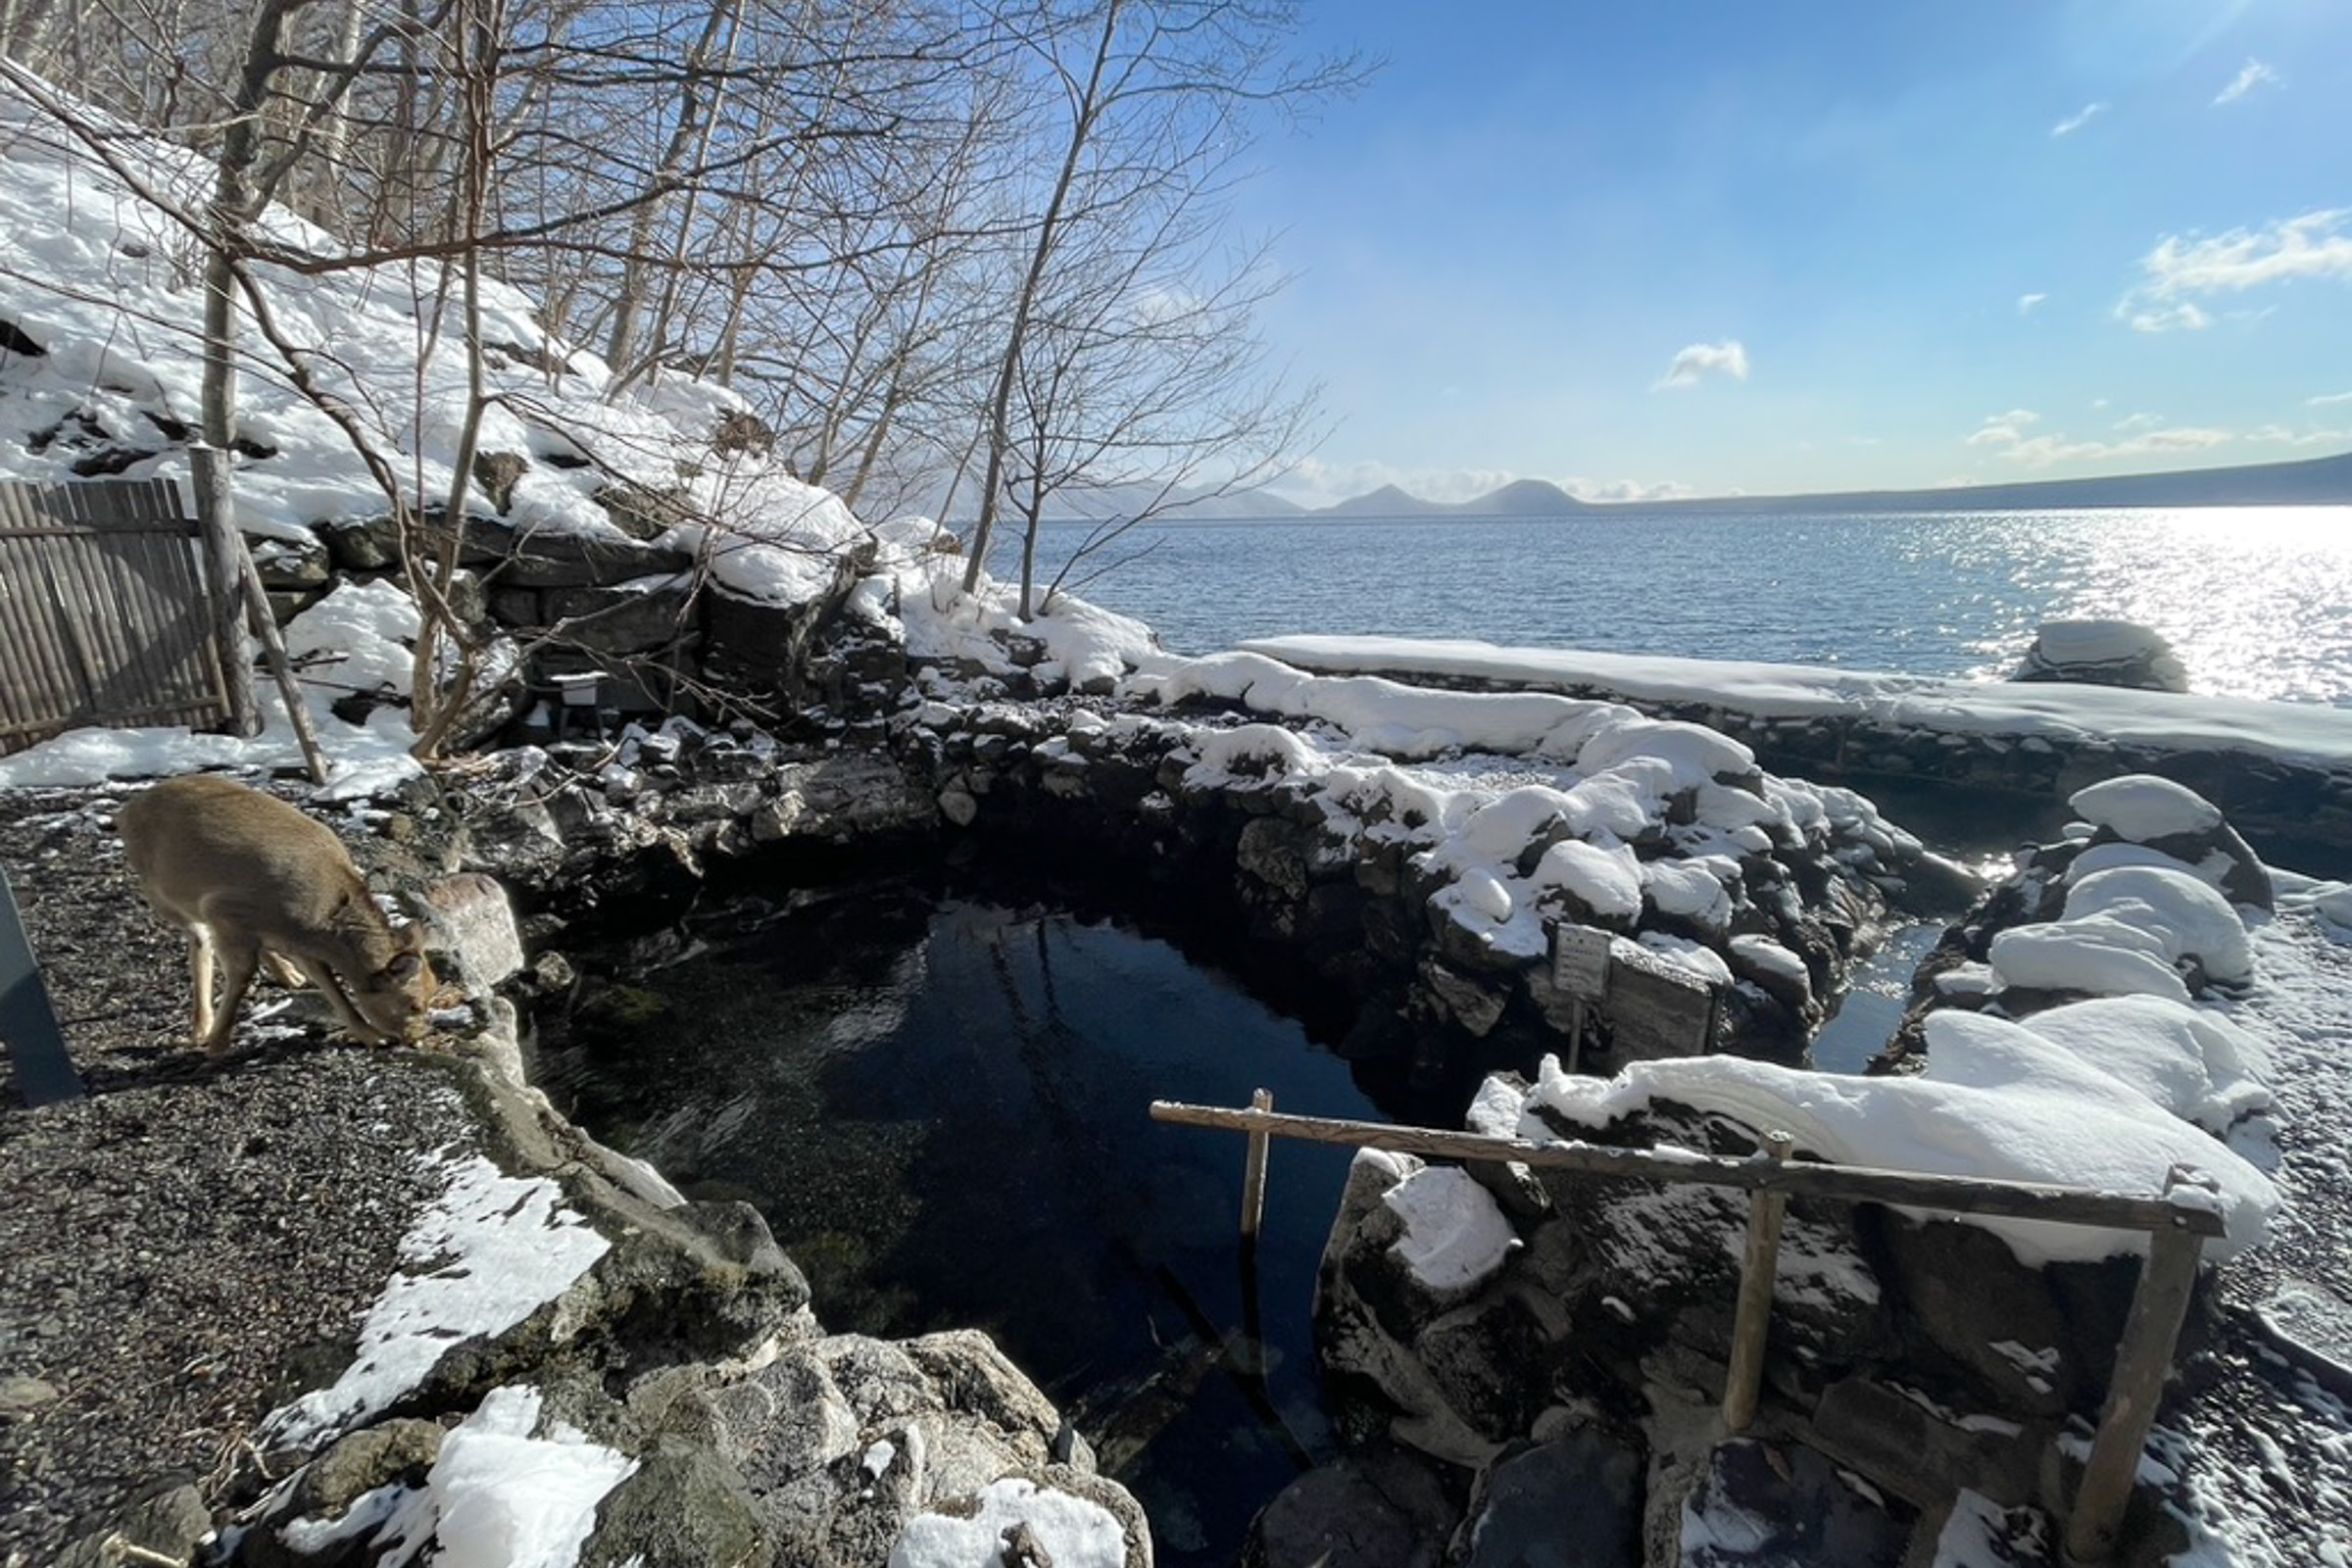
[1152, 1095, 2222, 1566]
[0, 477, 235, 755]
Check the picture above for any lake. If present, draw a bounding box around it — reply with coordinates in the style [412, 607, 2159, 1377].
[1010, 505, 2352, 707]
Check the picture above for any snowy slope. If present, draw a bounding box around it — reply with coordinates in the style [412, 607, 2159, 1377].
[0, 73, 865, 584]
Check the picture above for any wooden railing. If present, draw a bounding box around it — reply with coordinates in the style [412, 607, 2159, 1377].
[1151, 1095, 2225, 1566]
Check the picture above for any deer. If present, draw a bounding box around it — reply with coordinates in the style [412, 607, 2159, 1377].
[117, 774, 434, 1057]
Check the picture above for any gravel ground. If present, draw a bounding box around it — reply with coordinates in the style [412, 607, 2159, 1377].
[0, 786, 479, 1566]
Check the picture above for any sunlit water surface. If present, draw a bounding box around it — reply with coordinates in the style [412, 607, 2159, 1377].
[1017, 506, 2352, 706]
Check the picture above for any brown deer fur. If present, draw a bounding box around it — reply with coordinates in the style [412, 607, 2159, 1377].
[118, 775, 433, 1056]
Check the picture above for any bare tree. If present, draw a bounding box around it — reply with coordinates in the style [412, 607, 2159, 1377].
[957, 0, 1358, 612]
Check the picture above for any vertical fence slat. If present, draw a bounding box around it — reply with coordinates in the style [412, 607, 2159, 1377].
[0, 487, 87, 739]
[57, 483, 151, 721]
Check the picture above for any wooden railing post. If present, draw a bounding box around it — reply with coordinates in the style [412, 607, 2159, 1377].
[2063, 1168, 2215, 1566]
[1723, 1130, 1793, 1432]
[1240, 1087, 1273, 1243]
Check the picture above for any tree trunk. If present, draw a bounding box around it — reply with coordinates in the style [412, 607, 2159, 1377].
[961, 0, 1121, 600]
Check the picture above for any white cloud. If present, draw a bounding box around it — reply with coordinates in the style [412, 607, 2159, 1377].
[2246, 423, 2352, 448]
[2308, 391, 2352, 407]
[1567, 476, 1701, 503]
[1967, 410, 2236, 467]
[2120, 209, 2352, 329]
[2017, 292, 2048, 316]
[1654, 339, 1749, 390]
[2051, 102, 2107, 137]
[2127, 301, 2213, 333]
[1968, 409, 2042, 447]
[2112, 411, 2165, 432]
[2213, 59, 2280, 107]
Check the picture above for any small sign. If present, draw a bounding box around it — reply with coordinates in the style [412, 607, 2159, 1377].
[1608, 945, 1720, 1060]
[1551, 923, 1613, 1002]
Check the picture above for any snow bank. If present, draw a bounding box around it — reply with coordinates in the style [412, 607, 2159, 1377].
[1987, 924, 2194, 1002]
[1134, 647, 1904, 973]
[274, 1386, 635, 1568]
[263, 1152, 611, 1449]
[890, 1479, 1128, 1568]
[2069, 774, 2222, 842]
[2065, 866, 2253, 984]
[1524, 1009, 2278, 1265]
[0, 79, 756, 541]
[887, 538, 1161, 693]
[1239, 635, 2352, 776]
[2014, 997, 2273, 1145]
[1987, 860, 2256, 1002]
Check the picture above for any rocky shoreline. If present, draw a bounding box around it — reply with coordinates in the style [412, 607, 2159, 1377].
[0, 629, 1959, 1568]
[0, 770, 1152, 1568]
[7, 658, 2351, 1566]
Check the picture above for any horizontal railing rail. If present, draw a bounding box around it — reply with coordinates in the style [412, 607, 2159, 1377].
[1150, 1094, 2218, 1566]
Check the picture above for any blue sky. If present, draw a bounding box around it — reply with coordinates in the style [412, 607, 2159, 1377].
[1240, 1, 2352, 506]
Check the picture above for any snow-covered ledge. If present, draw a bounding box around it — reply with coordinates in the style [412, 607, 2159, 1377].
[1242, 635, 2352, 862]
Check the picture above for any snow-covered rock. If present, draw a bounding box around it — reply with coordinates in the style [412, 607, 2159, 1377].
[2013, 619, 2188, 694]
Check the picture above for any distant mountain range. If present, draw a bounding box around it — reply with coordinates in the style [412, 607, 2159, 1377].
[961, 448, 2352, 523]
[1305, 449, 2352, 519]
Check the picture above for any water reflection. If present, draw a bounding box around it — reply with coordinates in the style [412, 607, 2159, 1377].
[536, 875, 1412, 1567]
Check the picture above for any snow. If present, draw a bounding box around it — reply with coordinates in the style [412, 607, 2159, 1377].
[263, 1152, 612, 1449]
[1241, 635, 2352, 776]
[1525, 1007, 2280, 1266]
[1985, 858, 2256, 1003]
[1987, 920, 2195, 1002]
[2070, 773, 2225, 842]
[1643, 858, 1734, 929]
[1379, 1163, 1521, 1292]
[2064, 866, 2254, 985]
[326, 1387, 636, 1568]
[1728, 934, 1811, 992]
[889, 1479, 1128, 1568]
[2014, 996, 2274, 1145]
[1528, 838, 1643, 920]
[886, 546, 1163, 692]
[1929, 1491, 2052, 1567]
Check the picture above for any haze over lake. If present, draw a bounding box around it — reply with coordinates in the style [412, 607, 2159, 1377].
[1015, 506, 2352, 708]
